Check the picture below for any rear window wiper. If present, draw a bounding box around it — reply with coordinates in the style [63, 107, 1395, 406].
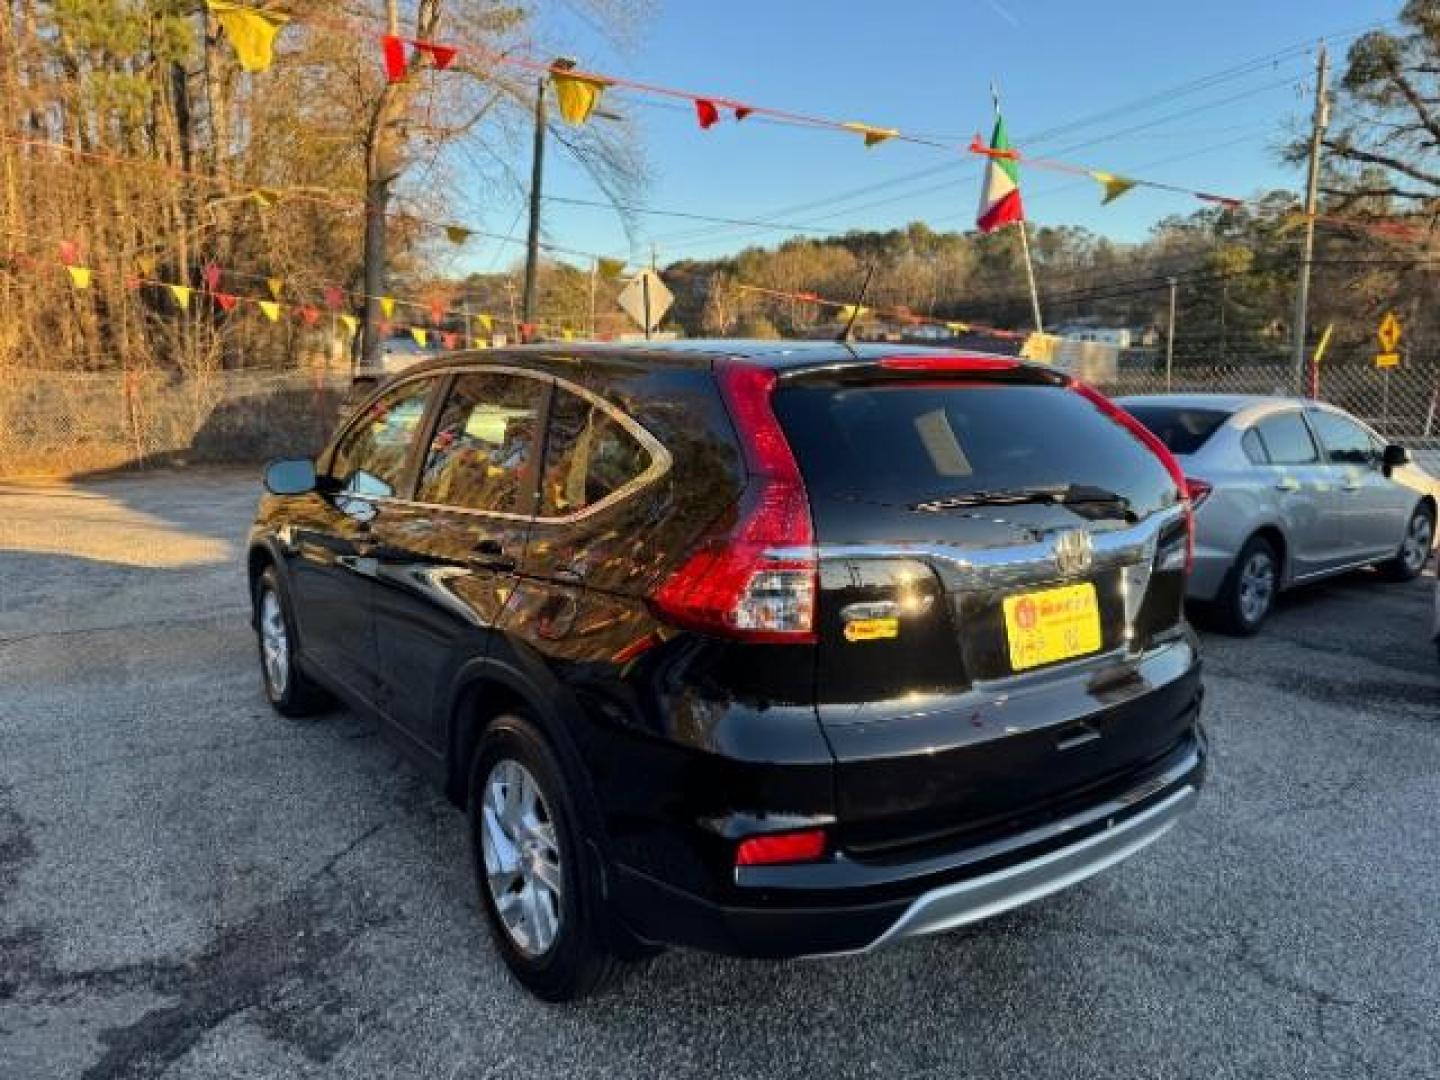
[913, 484, 1135, 519]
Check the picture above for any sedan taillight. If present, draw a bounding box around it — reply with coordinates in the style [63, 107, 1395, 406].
[1184, 477, 1213, 511]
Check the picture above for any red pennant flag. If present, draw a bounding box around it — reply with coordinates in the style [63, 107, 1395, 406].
[382, 35, 407, 82]
[214, 291, 238, 312]
[297, 305, 320, 326]
[378, 320, 393, 338]
[202, 263, 222, 292]
[734, 106, 753, 121]
[324, 285, 345, 310]
[442, 331, 459, 350]
[519, 322, 536, 341]
[415, 40, 457, 70]
[695, 98, 720, 129]
[428, 298, 445, 325]
[58, 239, 80, 266]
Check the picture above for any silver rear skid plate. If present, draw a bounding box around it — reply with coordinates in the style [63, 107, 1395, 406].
[857, 784, 1197, 953]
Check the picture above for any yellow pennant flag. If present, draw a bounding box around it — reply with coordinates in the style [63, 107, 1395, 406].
[258, 299, 281, 322]
[1091, 171, 1137, 205]
[551, 71, 611, 126]
[339, 314, 358, 335]
[562, 329, 575, 341]
[206, 1, 289, 74]
[266, 276, 283, 301]
[168, 284, 192, 311]
[410, 327, 429, 347]
[472, 338, 489, 349]
[474, 312, 493, 333]
[843, 122, 899, 148]
[135, 255, 157, 279]
[67, 265, 92, 289]
[597, 257, 625, 280]
[380, 296, 396, 319]
[838, 304, 869, 323]
[445, 225, 474, 245]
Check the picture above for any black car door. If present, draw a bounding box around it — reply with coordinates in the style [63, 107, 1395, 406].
[287, 375, 440, 705]
[368, 369, 549, 752]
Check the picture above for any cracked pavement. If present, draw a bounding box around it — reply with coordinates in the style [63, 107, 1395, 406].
[1, 469, 1438, 1079]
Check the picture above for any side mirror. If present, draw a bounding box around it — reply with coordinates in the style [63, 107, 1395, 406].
[1382, 444, 1410, 471]
[263, 457, 317, 496]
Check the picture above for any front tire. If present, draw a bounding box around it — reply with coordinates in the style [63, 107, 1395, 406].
[1378, 503, 1434, 582]
[254, 566, 331, 717]
[1212, 535, 1280, 636]
[469, 714, 622, 1002]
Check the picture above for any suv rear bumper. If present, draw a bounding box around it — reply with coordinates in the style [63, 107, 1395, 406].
[610, 728, 1205, 958]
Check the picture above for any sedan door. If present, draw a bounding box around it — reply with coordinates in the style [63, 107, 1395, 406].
[287, 375, 440, 704]
[1250, 409, 1348, 576]
[1307, 407, 1414, 562]
[368, 370, 549, 752]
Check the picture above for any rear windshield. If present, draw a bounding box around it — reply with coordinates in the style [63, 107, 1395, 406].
[1121, 405, 1228, 455]
[773, 383, 1176, 514]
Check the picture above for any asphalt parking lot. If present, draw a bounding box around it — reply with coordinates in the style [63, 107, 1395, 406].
[2, 468, 1437, 1080]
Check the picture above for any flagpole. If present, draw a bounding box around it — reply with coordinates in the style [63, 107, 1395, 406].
[991, 82, 1044, 334]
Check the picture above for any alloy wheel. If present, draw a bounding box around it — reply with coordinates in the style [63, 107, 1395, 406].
[259, 588, 289, 697]
[481, 758, 564, 957]
[1402, 511, 1434, 574]
[1238, 551, 1276, 626]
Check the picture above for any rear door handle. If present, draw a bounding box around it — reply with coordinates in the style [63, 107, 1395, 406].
[1275, 478, 1300, 492]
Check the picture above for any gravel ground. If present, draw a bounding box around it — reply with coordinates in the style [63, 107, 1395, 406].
[1, 468, 1437, 1080]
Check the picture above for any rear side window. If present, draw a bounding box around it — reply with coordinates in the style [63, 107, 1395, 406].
[1122, 406, 1229, 455]
[1254, 412, 1318, 465]
[1241, 428, 1269, 465]
[772, 383, 1175, 513]
[330, 377, 436, 497]
[541, 389, 652, 516]
[417, 373, 547, 514]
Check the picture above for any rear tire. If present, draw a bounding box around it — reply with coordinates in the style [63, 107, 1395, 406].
[254, 566, 331, 717]
[1377, 502, 1434, 582]
[1212, 535, 1280, 636]
[469, 714, 623, 1002]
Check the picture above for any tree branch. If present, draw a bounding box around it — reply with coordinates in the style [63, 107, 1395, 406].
[1321, 138, 1440, 190]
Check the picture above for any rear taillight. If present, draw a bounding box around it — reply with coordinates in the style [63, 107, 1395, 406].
[1069, 381, 1195, 572]
[650, 361, 817, 643]
[1184, 477, 1213, 510]
[735, 828, 827, 867]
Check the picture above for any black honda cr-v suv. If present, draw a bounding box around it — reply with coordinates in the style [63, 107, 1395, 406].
[248, 341, 1206, 1000]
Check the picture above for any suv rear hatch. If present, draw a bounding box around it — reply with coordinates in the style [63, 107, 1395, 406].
[771, 356, 1196, 854]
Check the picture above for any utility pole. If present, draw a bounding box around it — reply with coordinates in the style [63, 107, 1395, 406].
[522, 76, 546, 335]
[1165, 276, 1177, 391]
[1292, 41, 1329, 394]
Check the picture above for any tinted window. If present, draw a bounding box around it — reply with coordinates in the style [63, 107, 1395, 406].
[1241, 428, 1269, 465]
[541, 389, 652, 516]
[1254, 412, 1318, 465]
[1309, 410, 1378, 466]
[417, 373, 546, 513]
[773, 383, 1175, 513]
[1124, 406, 1229, 455]
[330, 378, 436, 497]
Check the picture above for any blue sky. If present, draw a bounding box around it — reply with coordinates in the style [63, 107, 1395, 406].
[467, 0, 1398, 272]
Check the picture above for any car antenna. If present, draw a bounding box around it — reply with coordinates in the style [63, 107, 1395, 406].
[836, 265, 875, 344]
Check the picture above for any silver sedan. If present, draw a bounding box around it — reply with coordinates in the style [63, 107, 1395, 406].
[1118, 394, 1438, 634]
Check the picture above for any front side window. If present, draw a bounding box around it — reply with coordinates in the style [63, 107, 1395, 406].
[540, 389, 653, 516]
[417, 373, 547, 514]
[329, 378, 436, 498]
[1309, 410, 1378, 467]
[1254, 412, 1318, 466]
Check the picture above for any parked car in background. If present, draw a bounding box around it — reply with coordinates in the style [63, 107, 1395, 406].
[249, 343, 1206, 1000]
[1118, 393, 1438, 634]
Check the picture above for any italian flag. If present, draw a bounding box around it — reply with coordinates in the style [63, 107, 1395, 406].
[976, 113, 1024, 233]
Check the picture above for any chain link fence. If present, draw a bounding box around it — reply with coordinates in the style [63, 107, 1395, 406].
[2, 350, 1438, 479]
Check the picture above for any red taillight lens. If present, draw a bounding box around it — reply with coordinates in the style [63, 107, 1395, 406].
[650, 361, 817, 642]
[879, 354, 1020, 374]
[1184, 477, 1213, 510]
[1069, 381, 1195, 571]
[735, 828, 827, 867]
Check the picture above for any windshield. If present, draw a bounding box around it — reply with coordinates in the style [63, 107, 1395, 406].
[1121, 405, 1229, 455]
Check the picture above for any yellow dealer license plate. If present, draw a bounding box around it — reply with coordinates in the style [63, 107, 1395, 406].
[1002, 582, 1102, 672]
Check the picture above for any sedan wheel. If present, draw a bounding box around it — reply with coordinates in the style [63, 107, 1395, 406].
[1211, 535, 1280, 636]
[1237, 550, 1277, 627]
[481, 758, 564, 958]
[1402, 510, 1434, 575]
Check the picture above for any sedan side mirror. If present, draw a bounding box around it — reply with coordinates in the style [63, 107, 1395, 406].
[263, 457, 318, 496]
[1382, 444, 1410, 471]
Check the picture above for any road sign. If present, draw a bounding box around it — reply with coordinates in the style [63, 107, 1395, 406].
[1377, 311, 1401, 352]
[617, 269, 673, 333]
[1376, 352, 1400, 369]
